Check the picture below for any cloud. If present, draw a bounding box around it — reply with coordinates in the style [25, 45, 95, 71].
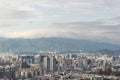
[0, 8, 36, 19]
[0, 27, 66, 38]
[0, 0, 120, 19]
[101, 17, 120, 26]
[0, 1, 44, 19]
[51, 17, 120, 44]
[0, 0, 120, 45]
[0, 16, 120, 44]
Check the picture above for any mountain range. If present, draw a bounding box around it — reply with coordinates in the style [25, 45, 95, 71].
[0, 37, 120, 53]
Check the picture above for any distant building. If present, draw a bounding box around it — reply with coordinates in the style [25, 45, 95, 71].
[20, 55, 35, 64]
[50, 56, 58, 72]
[20, 55, 35, 68]
[44, 56, 50, 72]
[39, 55, 46, 64]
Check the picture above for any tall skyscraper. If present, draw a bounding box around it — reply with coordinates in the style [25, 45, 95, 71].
[44, 56, 50, 73]
[50, 56, 57, 72]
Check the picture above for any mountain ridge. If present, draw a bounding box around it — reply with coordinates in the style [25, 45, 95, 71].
[0, 37, 120, 53]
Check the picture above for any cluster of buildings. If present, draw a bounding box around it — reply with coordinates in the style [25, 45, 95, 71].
[0, 52, 120, 80]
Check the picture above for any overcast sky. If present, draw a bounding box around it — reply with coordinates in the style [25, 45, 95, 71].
[0, 0, 120, 44]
